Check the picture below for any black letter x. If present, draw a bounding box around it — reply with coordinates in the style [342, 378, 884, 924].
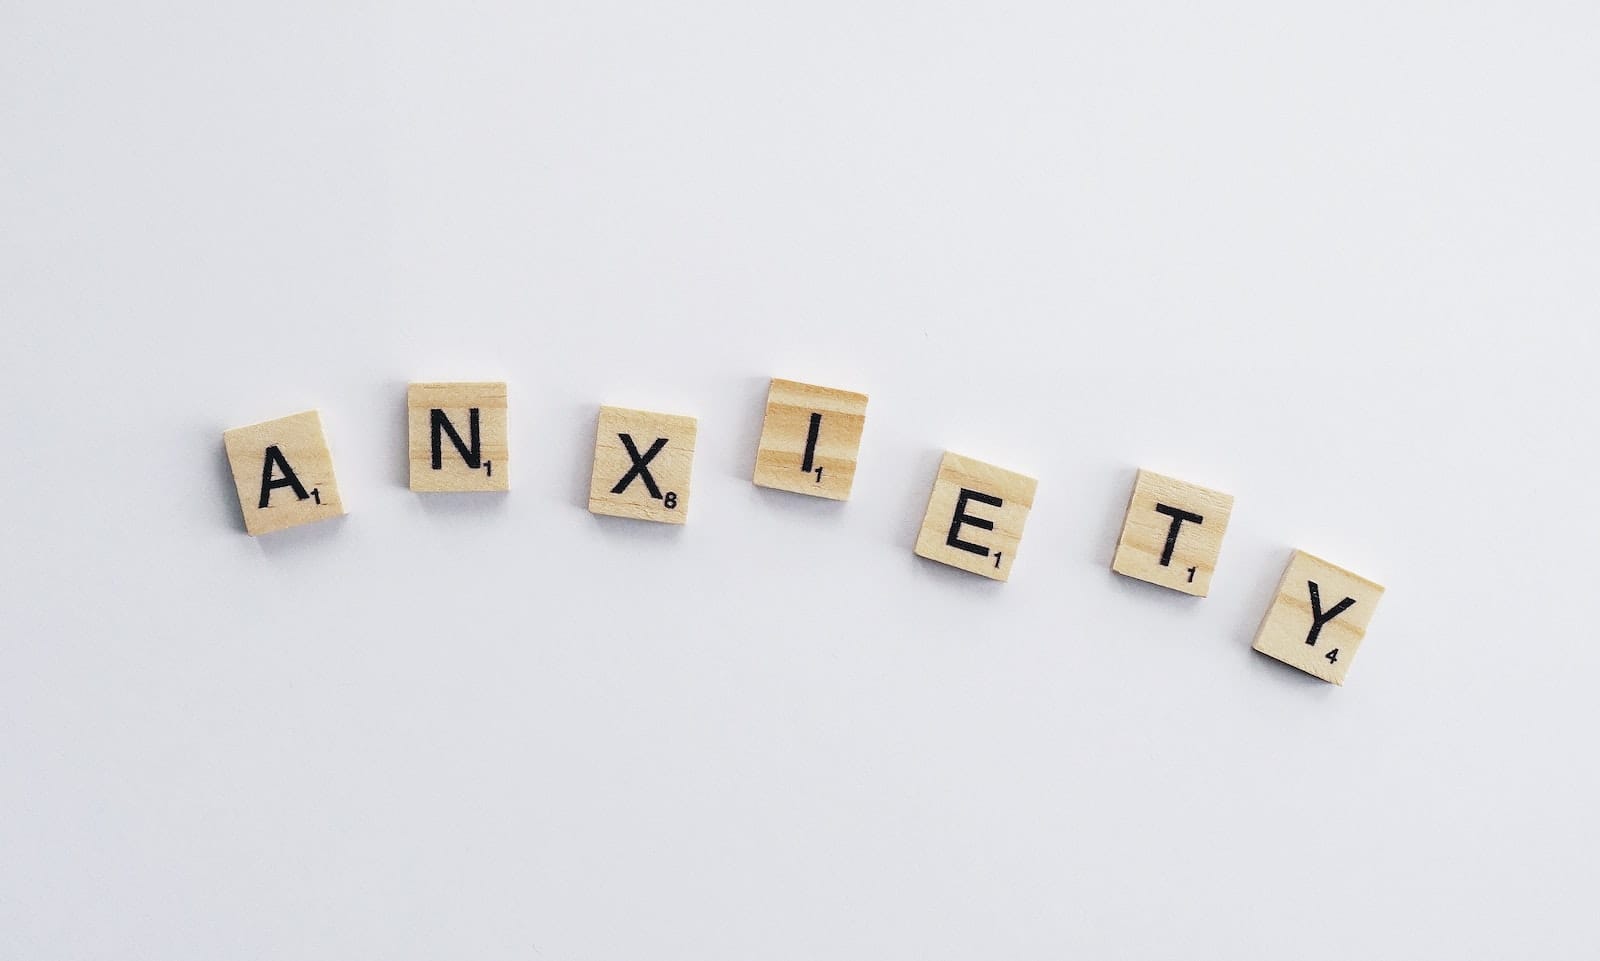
[611, 434, 668, 499]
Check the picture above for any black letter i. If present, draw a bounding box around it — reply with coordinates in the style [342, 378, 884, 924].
[800, 413, 822, 474]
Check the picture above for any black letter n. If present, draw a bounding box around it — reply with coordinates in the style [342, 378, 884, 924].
[258, 445, 311, 508]
[431, 408, 482, 470]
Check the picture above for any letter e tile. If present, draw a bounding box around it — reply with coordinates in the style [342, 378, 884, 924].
[913, 451, 1037, 581]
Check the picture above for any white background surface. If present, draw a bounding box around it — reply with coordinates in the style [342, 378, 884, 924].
[3, 2, 1598, 958]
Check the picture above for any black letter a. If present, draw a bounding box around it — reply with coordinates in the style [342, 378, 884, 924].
[258, 445, 311, 508]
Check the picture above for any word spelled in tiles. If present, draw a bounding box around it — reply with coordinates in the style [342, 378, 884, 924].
[1112, 469, 1235, 596]
[914, 452, 1037, 582]
[752, 378, 869, 500]
[407, 382, 509, 492]
[217, 376, 1390, 687]
[1252, 550, 1385, 685]
[223, 409, 346, 535]
[587, 405, 698, 524]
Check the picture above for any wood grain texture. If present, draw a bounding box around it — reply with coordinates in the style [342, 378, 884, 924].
[1110, 469, 1235, 596]
[222, 409, 346, 536]
[407, 382, 509, 492]
[913, 451, 1037, 581]
[1252, 550, 1385, 685]
[751, 377, 868, 500]
[587, 405, 697, 524]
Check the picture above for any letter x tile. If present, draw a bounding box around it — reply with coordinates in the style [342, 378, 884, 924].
[587, 405, 697, 524]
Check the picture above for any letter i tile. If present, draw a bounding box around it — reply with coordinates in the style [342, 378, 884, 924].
[752, 378, 868, 500]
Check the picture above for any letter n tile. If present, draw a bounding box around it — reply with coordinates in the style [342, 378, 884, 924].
[407, 382, 509, 492]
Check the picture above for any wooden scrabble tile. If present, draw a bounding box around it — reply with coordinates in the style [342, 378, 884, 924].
[587, 405, 697, 524]
[752, 378, 869, 500]
[407, 382, 509, 492]
[1252, 550, 1385, 685]
[913, 451, 1037, 581]
[1110, 469, 1235, 596]
[222, 409, 346, 536]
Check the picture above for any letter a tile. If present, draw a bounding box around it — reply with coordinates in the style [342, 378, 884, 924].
[587, 405, 697, 524]
[1111, 469, 1235, 596]
[752, 378, 868, 500]
[913, 451, 1037, 581]
[1252, 550, 1385, 685]
[407, 382, 509, 492]
[222, 409, 346, 536]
